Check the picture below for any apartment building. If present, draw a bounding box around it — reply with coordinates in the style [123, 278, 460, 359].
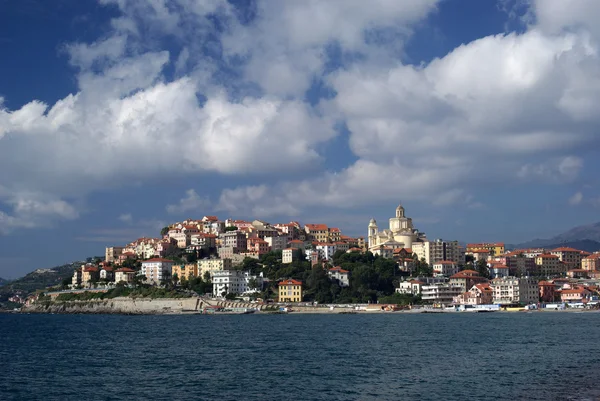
[491, 276, 538, 305]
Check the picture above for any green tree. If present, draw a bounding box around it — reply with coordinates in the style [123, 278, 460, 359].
[476, 259, 490, 278]
[224, 226, 238, 232]
[160, 226, 170, 236]
[247, 277, 260, 292]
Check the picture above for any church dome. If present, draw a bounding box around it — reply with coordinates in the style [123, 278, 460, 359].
[369, 218, 377, 225]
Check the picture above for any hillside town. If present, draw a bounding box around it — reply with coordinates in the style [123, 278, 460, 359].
[9, 204, 600, 312]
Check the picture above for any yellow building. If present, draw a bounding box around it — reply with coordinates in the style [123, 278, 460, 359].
[172, 264, 198, 281]
[278, 279, 303, 303]
[198, 258, 232, 277]
[304, 224, 329, 243]
[466, 242, 505, 257]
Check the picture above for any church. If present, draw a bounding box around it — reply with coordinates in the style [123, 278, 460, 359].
[367, 204, 426, 252]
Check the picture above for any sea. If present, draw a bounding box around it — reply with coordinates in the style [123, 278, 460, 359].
[1, 312, 600, 401]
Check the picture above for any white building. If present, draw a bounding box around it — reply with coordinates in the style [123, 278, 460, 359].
[412, 239, 465, 265]
[368, 204, 424, 251]
[328, 266, 350, 287]
[421, 284, 463, 305]
[141, 258, 173, 283]
[282, 248, 296, 264]
[114, 268, 135, 284]
[396, 280, 424, 295]
[491, 276, 539, 305]
[198, 258, 233, 277]
[211, 270, 264, 297]
[432, 261, 459, 277]
[315, 243, 337, 261]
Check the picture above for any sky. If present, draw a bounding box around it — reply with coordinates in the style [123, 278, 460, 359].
[2, 0, 600, 278]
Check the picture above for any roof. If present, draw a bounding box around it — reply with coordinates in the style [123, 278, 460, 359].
[203, 215, 218, 221]
[551, 247, 582, 252]
[537, 253, 559, 259]
[561, 288, 589, 294]
[115, 268, 135, 272]
[469, 249, 490, 253]
[538, 281, 554, 286]
[467, 242, 505, 248]
[490, 264, 509, 269]
[408, 280, 424, 285]
[329, 266, 349, 274]
[142, 258, 173, 263]
[305, 224, 328, 231]
[434, 260, 456, 265]
[474, 283, 493, 292]
[278, 279, 302, 286]
[83, 267, 99, 272]
[329, 227, 341, 232]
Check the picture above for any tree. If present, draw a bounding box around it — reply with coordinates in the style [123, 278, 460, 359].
[61, 277, 72, 289]
[476, 259, 490, 278]
[247, 277, 260, 292]
[172, 273, 179, 286]
[160, 226, 170, 236]
[224, 226, 238, 232]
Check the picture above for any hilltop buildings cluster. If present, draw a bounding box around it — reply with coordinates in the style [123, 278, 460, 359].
[63, 204, 600, 308]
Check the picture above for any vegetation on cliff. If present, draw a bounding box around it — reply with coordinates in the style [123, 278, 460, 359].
[55, 285, 191, 301]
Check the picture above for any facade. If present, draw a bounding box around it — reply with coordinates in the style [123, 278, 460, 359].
[278, 279, 303, 303]
[581, 253, 600, 271]
[491, 277, 538, 305]
[560, 287, 592, 303]
[171, 264, 198, 281]
[198, 258, 232, 277]
[367, 204, 424, 251]
[489, 264, 510, 278]
[396, 280, 424, 295]
[211, 270, 263, 296]
[538, 281, 556, 302]
[453, 283, 494, 305]
[412, 239, 465, 265]
[265, 235, 288, 252]
[140, 258, 174, 283]
[448, 270, 487, 293]
[315, 243, 337, 261]
[305, 224, 329, 243]
[328, 266, 350, 287]
[246, 237, 271, 256]
[551, 247, 585, 270]
[81, 266, 99, 287]
[282, 248, 297, 264]
[71, 268, 82, 287]
[535, 254, 564, 276]
[114, 268, 135, 284]
[432, 261, 459, 277]
[466, 242, 505, 257]
[105, 246, 124, 263]
[421, 284, 463, 305]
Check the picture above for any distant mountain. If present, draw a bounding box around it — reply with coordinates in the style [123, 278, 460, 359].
[0, 263, 79, 295]
[510, 221, 600, 252]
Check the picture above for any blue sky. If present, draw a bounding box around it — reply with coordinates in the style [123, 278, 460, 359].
[2, 0, 600, 278]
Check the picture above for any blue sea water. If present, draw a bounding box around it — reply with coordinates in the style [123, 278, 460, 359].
[1, 312, 600, 401]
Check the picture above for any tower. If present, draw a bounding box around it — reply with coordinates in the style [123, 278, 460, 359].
[368, 218, 378, 248]
[396, 204, 405, 218]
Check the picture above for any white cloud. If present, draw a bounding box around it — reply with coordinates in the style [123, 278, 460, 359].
[569, 191, 584, 205]
[166, 189, 210, 215]
[118, 213, 133, 223]
[517, 156, 583, 182]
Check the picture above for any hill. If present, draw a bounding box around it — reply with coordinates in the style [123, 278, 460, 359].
[510, 221, 600, 252]
[0, 262, 80, 295]
[0, 277, 6, 287]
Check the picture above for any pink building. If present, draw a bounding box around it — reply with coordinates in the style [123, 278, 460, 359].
[247, 237, 271, 256]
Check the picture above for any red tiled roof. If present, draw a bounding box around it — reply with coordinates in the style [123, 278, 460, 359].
[434, 260, 456, 265]
[278, 279, 302, 286]
[116, 268, 135, 272]
[305, 224, 328, 231]
[537, 253, 559, 259]
[329, 227, 341, 232]
[329, 266, 349, 274]
[203, 215, 218, 221]
[83, 267, 99, 272]
[551, 247, 582, 252]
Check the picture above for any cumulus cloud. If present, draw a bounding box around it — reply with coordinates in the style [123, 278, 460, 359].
[118, 213, 133, 223]
[569, 192, 584, 205]
[166, 189, 211, 215]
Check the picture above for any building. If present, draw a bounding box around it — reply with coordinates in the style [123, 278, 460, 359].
[282, 248, 298, 264]
[489, 264, 510, 278]
[396, 280, 424, 295]
[560, 287, 592, 303]
[278, 279, 303, 303]
[466, 242, 505, 257]
[198, 258, 232, 277]
[305, 224, 329, 243]
[467, 249, 490, 262]
[71, 268, 82, 287]
[581, 253, 600, 271]
[315, 243, 337, 261]
[491, 277, 538, 305]
[211, 270, 263, 297]
[115, 268, 135, 284]
[246, 237, 271, 256]
[287, 239, 305, 250]
[432, 261, 459, 277]
[367, 204, 425, 251]
[105, 246, 124, 263]
[140, 258, 174, 283]
[550, 247, 585, 270]
[453, 283, 494, 305]
[81, 265, 99, 287]
[412, 239, 465, 265]
[171, 264, 198, 281]
[495, 252, 537, 276]
[538, 281, 556, 303]
[421, 284, 463, 305]
[220, 230, 248, 252]
[265, 235, 288, 252]
[448, 270, 487, 293]
[371, 246, 394, 259]
[328, 266, 350, 287]
[535, 254, 564, 276]
[100, 266, 114, 281]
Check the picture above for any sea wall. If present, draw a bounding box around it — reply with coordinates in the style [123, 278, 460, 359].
[23, 297, 203, 315]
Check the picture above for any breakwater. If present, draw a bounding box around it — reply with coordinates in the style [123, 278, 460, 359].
[22, 297, 204, 314]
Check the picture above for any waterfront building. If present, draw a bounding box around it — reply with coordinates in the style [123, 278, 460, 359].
[141, 258, 173, 283]
[560, 287, 592, 303]
[328, 266, 350, 287]
[491, 276, 538, 305]
[538, 281, 556, 302]
[396, 280, 424, 295]
[448, 270, 487, 293]
[453, 283, 494, 305]
[535, 254, 564, 276]
[211, 270, 263, 297]
[114, 268, 135, 284]
[421, 284, 463, 305]
[100, 266, 114, 281]
[171, 264, 198, 281]
[278, 279, 303, 303]
[550, 247, 585, 270]
[81, 265, 99, 287]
